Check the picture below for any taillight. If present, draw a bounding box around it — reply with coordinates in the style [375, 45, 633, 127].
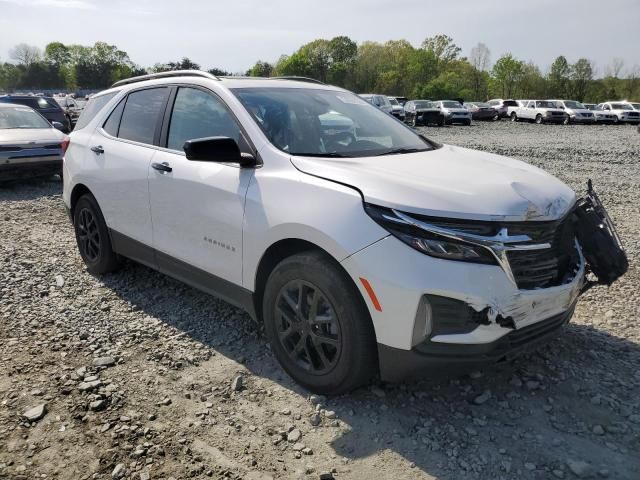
[61, 137, 70, 155]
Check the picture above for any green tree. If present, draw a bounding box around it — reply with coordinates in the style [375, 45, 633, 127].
[421, 34, 461, 66]
[570, 58, 593, 101]
[491, 54, 524, 98]
[548, 55, 571, 97]
[246, 61, 273, 77]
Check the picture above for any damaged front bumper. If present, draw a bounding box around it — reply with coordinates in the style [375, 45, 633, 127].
[377, 307, 575, 381]
[342, 231, 585, 380]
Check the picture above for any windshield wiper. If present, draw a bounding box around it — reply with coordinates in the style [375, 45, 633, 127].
[289, 152, 354, 158]
[376, 147, 429, 156]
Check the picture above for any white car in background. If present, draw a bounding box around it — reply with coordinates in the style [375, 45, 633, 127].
[433, 100, 472, 125]
[509, 100, 568, 124]
[549, 100, 596, 124]
[594, 102, 640, 124]
[622, 101, 640, 112]
[62, 71, 623, 393]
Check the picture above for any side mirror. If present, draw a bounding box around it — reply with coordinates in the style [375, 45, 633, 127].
[183, 136, 256, 167]
[51, 121, 65, 131]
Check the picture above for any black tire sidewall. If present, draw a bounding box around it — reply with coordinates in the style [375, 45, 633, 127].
[263, 252, 376, 394]
[73, 194, 119, 274]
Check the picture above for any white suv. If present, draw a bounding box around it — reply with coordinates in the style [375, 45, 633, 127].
[595, 102, 640, 124]
[64, 71, 595, 394]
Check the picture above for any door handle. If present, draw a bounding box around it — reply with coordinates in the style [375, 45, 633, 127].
[90, 145, 104, 154]
[152, 161, 172, 173]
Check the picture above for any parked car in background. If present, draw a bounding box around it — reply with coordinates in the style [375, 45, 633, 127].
[394, 96, 409, 106]
[359, 94, 393, 115]
[0, 103, 68, 181]
[549, 100, 596, 124]
[387, 97, 406, 120]
[487, 99, 519, 118]
[0, 95, 70, 133]
[63, 71, 624, 393]
[595, 102, 640, 124]
[510, 100, 568, 124]
[432, 100, 472, 125]
[464, 102, 499, 121]
[621, 101, 640, 112]
[54, 95, 84, 130]
[403, 100, 443, 126]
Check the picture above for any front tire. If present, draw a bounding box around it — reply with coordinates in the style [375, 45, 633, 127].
[510, 112, 518, 122]
[263, 251, 377, 395]
[535, 114, 543, 124]
[563, 116, 571, 125]
[73, 194, 122, 274]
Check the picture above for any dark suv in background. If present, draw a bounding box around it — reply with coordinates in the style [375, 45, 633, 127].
[0, 95, 70, 133]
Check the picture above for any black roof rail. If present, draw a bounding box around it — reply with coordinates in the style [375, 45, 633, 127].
[111, 70, 220, 88]
[270, 76, 326, 85]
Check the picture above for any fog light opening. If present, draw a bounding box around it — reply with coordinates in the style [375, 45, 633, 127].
[411, 297, 432, 347]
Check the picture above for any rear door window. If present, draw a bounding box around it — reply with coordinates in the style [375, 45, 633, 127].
[74, 92, 118, 130]
[117, 88, 169, 145]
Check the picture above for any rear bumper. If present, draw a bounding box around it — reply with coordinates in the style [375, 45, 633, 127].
[378, 307, 574, 382]
[0, 158, 62, 180]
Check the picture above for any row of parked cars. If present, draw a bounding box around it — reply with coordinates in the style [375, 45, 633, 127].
[486, 98, 640, 125]
[360, 94, 640, 126]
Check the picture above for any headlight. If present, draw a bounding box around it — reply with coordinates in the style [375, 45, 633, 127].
[365, 204, 497, 264]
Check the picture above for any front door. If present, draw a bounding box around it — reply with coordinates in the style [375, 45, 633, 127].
[148, 86, 254, 287]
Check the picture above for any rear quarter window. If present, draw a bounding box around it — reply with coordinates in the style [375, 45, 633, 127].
[117, 88, 169, 145]
[74, 92, 118, 131]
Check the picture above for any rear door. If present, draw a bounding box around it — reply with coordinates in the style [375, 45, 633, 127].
[86, 86, 170, 254]
[148, 85, 254, 287]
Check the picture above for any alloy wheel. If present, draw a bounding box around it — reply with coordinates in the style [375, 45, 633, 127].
[274, 280, 342, 375]
[77, 207, 100, 262]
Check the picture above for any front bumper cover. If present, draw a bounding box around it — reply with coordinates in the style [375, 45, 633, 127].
[378, 306, 575, 382]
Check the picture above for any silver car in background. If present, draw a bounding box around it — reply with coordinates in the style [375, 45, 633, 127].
[550, 100, 596, 124]
[387, 97, 406, 120]
[0, 103, 68, 181]
[433, 100, 472, 125]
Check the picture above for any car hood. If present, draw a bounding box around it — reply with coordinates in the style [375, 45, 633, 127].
[442, 108, 468, 113]
[290, 144, 577, 221]
[0, 128, 64, 145]
[539, 108, 566, 113]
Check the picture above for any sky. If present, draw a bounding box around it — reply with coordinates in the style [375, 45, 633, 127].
[0, 0, 639, 75]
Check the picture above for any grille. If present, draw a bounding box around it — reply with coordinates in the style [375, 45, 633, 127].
[628, 112, 639, 117]
[505, 216, 580, 290]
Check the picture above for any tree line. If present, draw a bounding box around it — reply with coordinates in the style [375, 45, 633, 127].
[1, 36, 638, 102]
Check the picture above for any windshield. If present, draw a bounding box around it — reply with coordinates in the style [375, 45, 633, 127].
[563, 101, 585, 109]
[536, 101, 556, 108]
[0, 106, 52, 129]
[611, 103, 633, 110]
[441, 101, 462, 108]
[232, 88, 432, 157]
[414, 101, 434, 109]
[631, 103, 640, 110]
[388, 98, 399, 105]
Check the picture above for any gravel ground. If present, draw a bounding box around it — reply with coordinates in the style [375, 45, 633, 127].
[1, 121, 639, 480]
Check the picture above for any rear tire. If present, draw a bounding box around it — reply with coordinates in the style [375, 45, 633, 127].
[492, 112, 500, 121]
[73, 194, 122, 274]
[263, 251, 377, 395]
